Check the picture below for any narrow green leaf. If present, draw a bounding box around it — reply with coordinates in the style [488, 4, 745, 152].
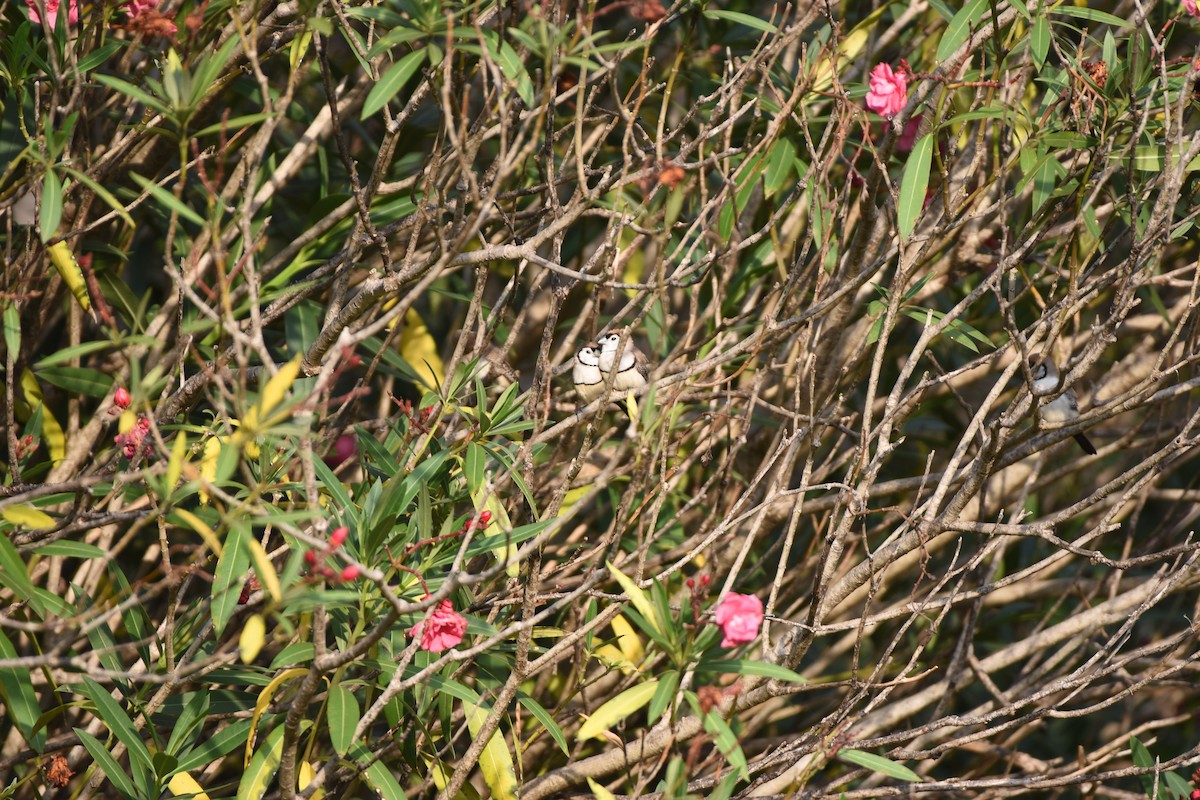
[236, 722, 288, 800]
[703, 9, 778, 33]
[694, 659, 807, 683]
[94, 73, 169, 115]
[130, 172, 206, 227]
[0, 630, 45, 750]
[607, 562, 665, 637]
[2, 302, 19, 360]
[77, 677, 154, 775]
[465, 442, 485, 495]
[516, 691, 570, 756]
[702, 708, 749, 779]
[75, 728, 138, 799]
[171, 719, 254, 775]
[1050, 5, 1128, 26]
[763, 138, 796, 199]
[32, 540, 105, 558]
[61, 166, 135, 228]
[327, 684, 360, 756]
[35, 365, 114, 397]
[349, 741, 409, 800]
[362, 48, 428, 119]
[77, 42, 126, 73]
[838, 748, 921, 782]
[936, 0, 988, 63]
[1030, 17, 1050, 72]
[194, 113, 274, 138]
[647, 669, 679, 725]
[211, 524, 249, 635]
[39, 168, 62, 242]
[897, 134, 933, 239]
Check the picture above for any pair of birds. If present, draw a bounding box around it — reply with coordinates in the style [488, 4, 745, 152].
[572, 332, 649, 404]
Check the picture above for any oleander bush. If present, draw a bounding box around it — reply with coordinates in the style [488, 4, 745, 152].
[2, 0, 1200, 797]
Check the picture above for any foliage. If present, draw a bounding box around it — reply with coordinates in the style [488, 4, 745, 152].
[2, 0, 1200, 797]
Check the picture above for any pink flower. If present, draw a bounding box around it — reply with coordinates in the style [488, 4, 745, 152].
[1185, 0, 1200, 18]
[113, 416, 153, 459]
[26, 0, 80, 26]
[866, 63, 909, 119]
[410, 599, 467, 652]
[896, 112, 923, 152]
[123, 0, 178, 35]
[113, 387, 132, 410]
[713, 592, 763, 647]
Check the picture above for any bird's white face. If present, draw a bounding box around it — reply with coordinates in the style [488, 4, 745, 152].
[597, 332, 637, 374]
[576, 345, 601, 368]
[573, 344, 605, 402]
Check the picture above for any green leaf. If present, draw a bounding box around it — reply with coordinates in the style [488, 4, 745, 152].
[465, 442, 485, 495]
[236, 722, 289, 800]
[838, 748, 921, 782]
[703, 9, 778, 33]
[701, 707, 749, 779]
[94, 73, 169, 115]
[130, 172, 206, 227]
[39, 168, 62, 242]
[1030, 17, 1050, 72]
[77, 42, 126, 73]
[194, 113, 274, 138]
[35, 365, 114, 397]
[1129, 736, 1158, 798]
[577, 680, 659, 741]
[327, 684, 359, 756]
[647, 669, 679, 725]
[362, 48, 428, 119]
[465, 701, 519, 800]
[1050, 5, 1128, 26]
[516, 691, 570, 756]
[2, 302, 19, 360]
[482, 33, 535, 107]
[75, 728, 138, 799]
[763, 138, 796, 199]
[349, 741, 409, 800]
[166, 692, 209, 757]
[897, 134, 933, 239]
[936, 0, 988, 63]
[211, 524, 249, 635]
[171, 719, 254, 775]
[32, 540, 105, 558]
[77, 677, 155, 775]
[694, 659, 807, 683]
[0, 534, 40, 611]
[0, 629, 45, 750]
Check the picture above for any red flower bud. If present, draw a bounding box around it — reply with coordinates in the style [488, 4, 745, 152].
[304, 550, 319, 565]
[478, 510, 492, 527]
[341, 564, 360, 581]
[329, 527, 348, 548]
[114, 387, 131, 410]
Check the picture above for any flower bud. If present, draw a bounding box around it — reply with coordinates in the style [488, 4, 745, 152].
[329, 526, 348, 548]
[304, 550, 319, 565]
[340, 564, 360, 581]
[114, 387, 131, 409]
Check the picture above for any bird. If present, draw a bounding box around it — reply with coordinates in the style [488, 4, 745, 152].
[597, 332, 650, 392]
[573, 343, 606, 404]
[1029, 355, 1097, 455]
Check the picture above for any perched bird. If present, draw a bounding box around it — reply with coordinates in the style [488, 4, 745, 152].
[1030, 355, 1097, 455]
[597, 332, 650, 392]
[573, 343, 606, 403]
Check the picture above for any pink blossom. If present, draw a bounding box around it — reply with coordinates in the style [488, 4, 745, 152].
[123, 0, 178, 35]
[866, 63, 909, 119]
[26, 0, 80, 26]
[896, 112, 923, 152]
[410, 599, 467, 652]
[713, 592, 763, 647]
[1185, 0, 1200, 18]
[113, 416, 153, 459]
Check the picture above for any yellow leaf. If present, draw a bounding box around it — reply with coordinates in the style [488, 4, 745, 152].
[244, 537, 282, 603]
[259, 357, 301, 421]
[465, 702, 519, 800]
[174, 508, 223, 556]
[472, 484, 519, 578]
[587, 778, 617, 800]
[240, 614, 266, 663]
[576, 681, 660, 741]
[1, 503, 56, 530]
[246, 668, 309, 766]
[611, 614, 644, 667]
[398, 308, 445, 394]
[607, 562, 665, 638]
[19, 370, 64, 465]
[167, 772, 212, 800]
[199, 436, 221, 505]
[47, 241, 90, 311]
[593, 644, 637, 676]
[809, 3, 891, 93]
[298, 761, 324, 800]
[166, 431, 187, 493]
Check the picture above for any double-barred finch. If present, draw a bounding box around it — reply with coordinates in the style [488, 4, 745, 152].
[572, 343, 606, 403]
[597, 332, 649, 391]
[1030, 355, 1097, 455]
